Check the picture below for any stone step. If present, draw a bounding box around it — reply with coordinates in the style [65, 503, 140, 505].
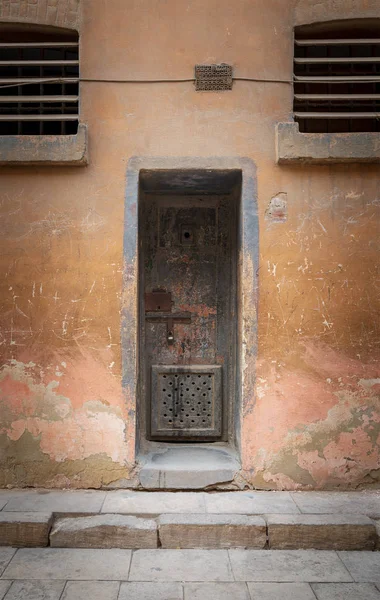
[49, 514, 158, 549]
[158, 514, 267, 549]
[0, 512, 53, 547]
[1, 511, 378, 550]
[267, 514, 377, 550]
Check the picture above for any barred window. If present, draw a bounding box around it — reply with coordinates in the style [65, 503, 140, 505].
[294, 21, 380, 133]
[0, 25, 79, 136]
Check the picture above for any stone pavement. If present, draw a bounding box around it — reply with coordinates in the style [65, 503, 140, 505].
[0, 548, 380, 599]
[1, 489, 379, 516]
[0, 489, 380, 551]
[0, 490, 379, 597]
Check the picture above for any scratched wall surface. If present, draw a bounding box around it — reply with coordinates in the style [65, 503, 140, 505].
[0, 0, 379, 489]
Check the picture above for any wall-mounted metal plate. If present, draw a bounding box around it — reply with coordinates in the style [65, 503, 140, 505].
[195, 64, 233, 91]
[150, 365, 222, 440]
[145, 291, 172, 312]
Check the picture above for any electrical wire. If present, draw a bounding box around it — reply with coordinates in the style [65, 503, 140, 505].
[0, 75, 294, 89]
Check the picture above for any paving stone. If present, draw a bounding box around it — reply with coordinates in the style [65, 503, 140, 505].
[61, 581, 120, 600]
[119, 582, 183, 600]
[0, 549, 16, 577]
[2, 548, 132, 580]
[0, 513, 53, 547]
[3, 580, 65, 600]
[0, 582, 11, 600]
[228, 549, 353, 582]
[129, 549, 234, 581]
[50, 514, 158, 548]
[267, 514, 376, 550]
[3, 491, 106, 514]
[338, 551, 380, 582]
[184, 582, 249, 600]
[247, 583, 316, 600]
[0, 492, 27, 512]
[291, 491, 380, 515]
[312, 583, 380, 600]
[159, 514, 266, 548]
[205, 492, 299, 514]
[102, 491, 206, 515]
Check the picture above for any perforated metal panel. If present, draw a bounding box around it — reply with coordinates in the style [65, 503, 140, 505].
[151, 365, 222, 440]
[194, 64, 233, 91]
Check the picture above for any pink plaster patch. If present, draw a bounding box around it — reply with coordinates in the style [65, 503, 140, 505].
[0, 375, 35, 417]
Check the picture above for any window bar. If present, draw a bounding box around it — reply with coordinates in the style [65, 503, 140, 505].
[40, 46, 43, 135]
[295, 39, 380, 46]
[328, 41, 332, 133]
[61, 49, 65, 135]
[348, 40, 352, 133]
[372, 43, 377, 132]
[16, 46, 21, 135]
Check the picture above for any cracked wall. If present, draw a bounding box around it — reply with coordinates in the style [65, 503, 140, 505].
[0, 0, 379, 489]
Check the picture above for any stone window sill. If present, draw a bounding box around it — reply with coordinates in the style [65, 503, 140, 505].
[0, 123, 88, 166]
[276, 122, 380, 164]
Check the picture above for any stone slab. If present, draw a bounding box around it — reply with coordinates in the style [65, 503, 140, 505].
[139, 447, 240, 489]
[0, 550, 16, 577]
[0, 124, 88, 166]
[184, 582, 249, 600]
[338, 551, 380, 582]
[1, 548, 132, 580]
[276, 122, 380, 164]
[0, 582, 11, 600]
[291, 491, 380, 516]
[228, 549, 353, 582]
[102, 491, 206, 514]
[119, 583, 183, 600]
[3, 580, 65, 600]
[50, 514, 157, 549]
[129, 549, 234, 581]
[159, 514, 266, 548]
[267, 514, 376, 550]
[375, 520, 380, 550]
[3, 491, 106, 514]
[61, 581, 120, 600]
[247, 583, 316, 600]
[205, 491, 299, 514]
[312, 583, 380, 600]
[0, 513, 53, 547]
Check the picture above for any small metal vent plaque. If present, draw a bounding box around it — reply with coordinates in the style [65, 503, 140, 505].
[195, 64, 233, 91]
[150, 365, 222, 440]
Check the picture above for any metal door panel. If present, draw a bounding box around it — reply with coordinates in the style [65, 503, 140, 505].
[140, 195, 236, 442]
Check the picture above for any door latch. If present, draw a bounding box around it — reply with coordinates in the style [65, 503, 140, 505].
[145, 312, 191, 345]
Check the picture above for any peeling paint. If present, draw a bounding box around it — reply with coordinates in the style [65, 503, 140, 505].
[0, 0, 379, 490]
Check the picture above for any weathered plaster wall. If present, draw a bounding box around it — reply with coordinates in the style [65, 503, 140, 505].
[0, 0, 379, 489]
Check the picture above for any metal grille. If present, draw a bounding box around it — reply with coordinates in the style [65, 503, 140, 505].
[0, 32, 79, 135]
[195, 64, 233, 91]
[151, 365, 222, 440]
[294, 34, 380, 133]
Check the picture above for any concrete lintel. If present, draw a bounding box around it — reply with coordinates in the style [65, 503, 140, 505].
[276, 122, 380, 165]
[0, 123, 88, 166]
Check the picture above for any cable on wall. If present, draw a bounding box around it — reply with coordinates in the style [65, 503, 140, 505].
[0, 75, 294, 90]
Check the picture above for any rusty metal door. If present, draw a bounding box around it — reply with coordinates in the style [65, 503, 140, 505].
[140, 195, 237, 441]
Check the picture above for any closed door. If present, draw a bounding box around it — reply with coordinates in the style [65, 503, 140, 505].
[140, 194, 237, 441]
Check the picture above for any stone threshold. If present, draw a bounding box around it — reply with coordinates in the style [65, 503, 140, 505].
[0, 511, 379, 551]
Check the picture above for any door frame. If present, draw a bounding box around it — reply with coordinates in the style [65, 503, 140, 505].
[122, 157, 259, 460]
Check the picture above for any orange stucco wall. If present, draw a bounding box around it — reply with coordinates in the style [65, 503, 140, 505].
[0, 0, 379, 489]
